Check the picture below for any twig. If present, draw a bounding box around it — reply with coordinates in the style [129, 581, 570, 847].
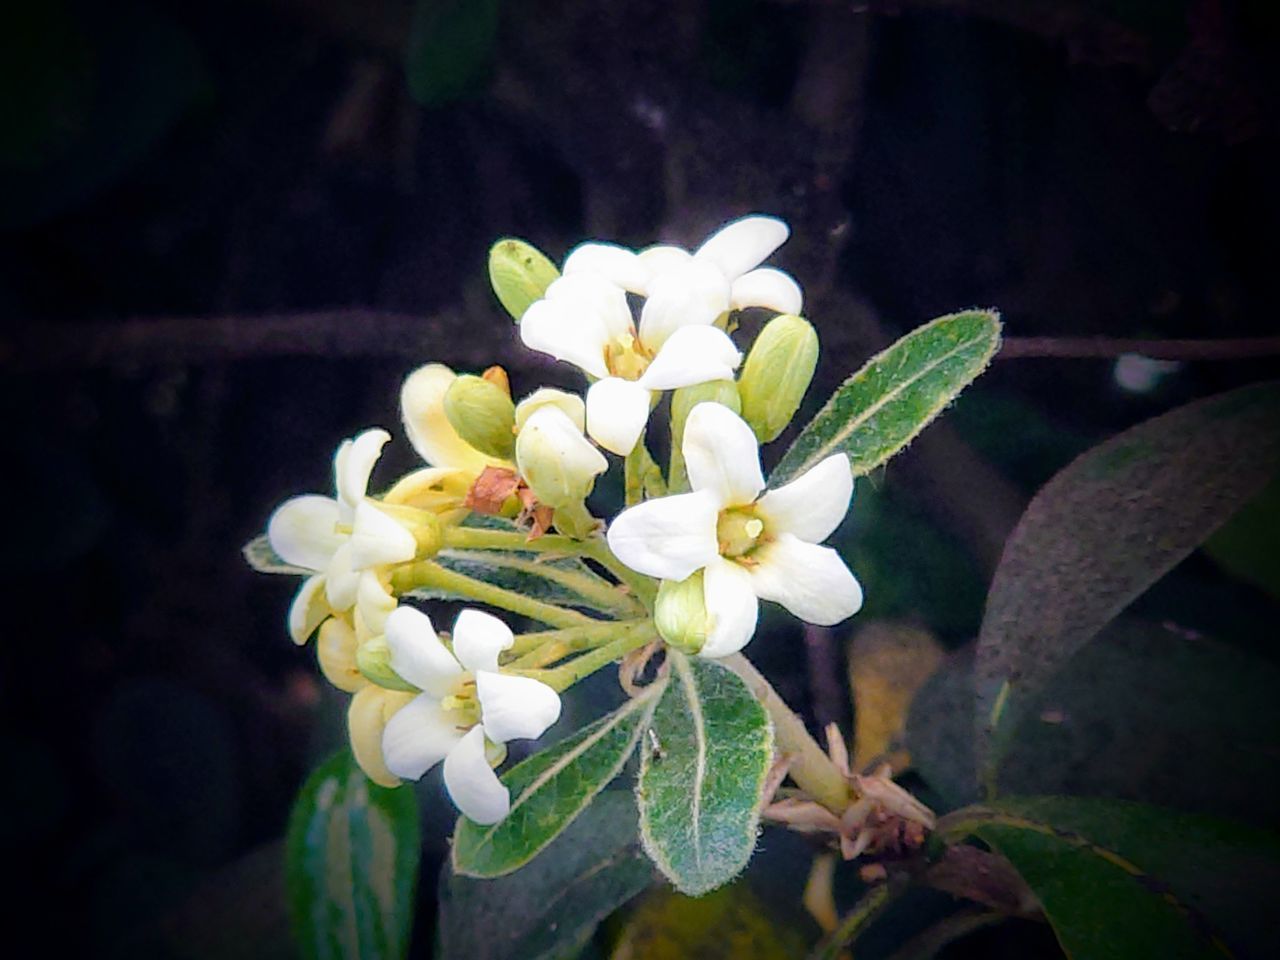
[999, 336, 1280, 361]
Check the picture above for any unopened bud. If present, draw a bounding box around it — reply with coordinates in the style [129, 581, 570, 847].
[514, 387, 586, 434]
[515, 406, 607, 508]
[655, 572, 709, 654]
[481, 365, 511, 397]
[489, 238, 560, 321]
[671, 380, 742, 451]
[347, 685, 416, 788]
[317, 618, 366, 693]
[738, 314, 818, 442]
[356, 636, 419, 692]
[444, 374, 517, 460]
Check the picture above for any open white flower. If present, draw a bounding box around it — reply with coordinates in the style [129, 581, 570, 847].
[606, 402, 861, 658]
[380, 606, 562, 824]
[268, 429, 418, 644]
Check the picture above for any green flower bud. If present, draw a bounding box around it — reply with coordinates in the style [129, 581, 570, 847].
[356, 636, 419, 692]
[738, 314, 818, 442]
[489, 238, 560, 321]
[516, 406, 607, 508]
[654, 571, 709, 654]
[444, 374, 517, 460]
[669, 381, 741, 493]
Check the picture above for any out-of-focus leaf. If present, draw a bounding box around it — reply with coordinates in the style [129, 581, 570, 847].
[242, 534, 309, 575]
[453, 682, 664, 878]
[770, 309, 1001, 485]
[848, 621, 945, 773]
[904, 649, 981, 809]
[637, 653, 774, 896]
[1204, 475, 1280, 603]
[610, 883, 806, 959]
[439, 791, 651, 960]
[940, 797, 1280, 960]
[974, 382, 1280, 782]
[285, 750, 420, 960]
[404, 0, 501, 107]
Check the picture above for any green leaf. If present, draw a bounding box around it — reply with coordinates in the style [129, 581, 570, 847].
[285, 750, 420, 960]
[1204, 475, 1280, 603]
[452, 683, 665, 878]
[404, 0, 501, 108]
[439, 792, 651, 960]
[242, 534, 309, 576]
[940, 797, 1280, 960]
[770, 309, 1001, 485]
[974, 382, 1280, 781]
[637, 653, 774, 896]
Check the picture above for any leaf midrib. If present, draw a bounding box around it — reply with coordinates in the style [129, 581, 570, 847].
[675, 656, 709, 870]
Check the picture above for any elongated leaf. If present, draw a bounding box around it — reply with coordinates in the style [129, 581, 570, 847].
[439, 792, 651, 960]
[453, 683, 665, 877]
[770, 309, 1001, 485]
[940, 797, 1280, 960]
[285, 750, 420, 960]
[242, 534, 308, 575]
[974, 382, 1280, 779]
[637, 653, 774, 896]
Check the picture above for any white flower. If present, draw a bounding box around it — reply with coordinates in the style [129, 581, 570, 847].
[514, 395, 607, 508]
[520, 214, 803, 457]
[380, 607, 562, 824]
[267, 429, 417, 643]
[606, 402, 861, 658]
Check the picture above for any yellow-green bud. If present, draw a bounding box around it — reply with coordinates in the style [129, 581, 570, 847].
[444, 374, 517, 460]
[671, 380, 742, 451]
[356, 636, 419, 692]
[489, 238, 560, 321]
[316, 618, 366, 693]
[515, 406, 607, 508]
[738, 314, 818, 442]
[655, 572, 709, 654]
[551, 500, 599, 539]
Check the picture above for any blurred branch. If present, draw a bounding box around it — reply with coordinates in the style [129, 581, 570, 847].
[1000, 336, 1280, 361]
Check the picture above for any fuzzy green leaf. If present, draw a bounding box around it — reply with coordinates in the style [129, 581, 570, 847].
[974, 382, 1280, 782]
[242, 534, 308, 575]
[770, 309, 1001, 485]
[285, 750, 420, 960]
[453, 682, 665, 878]
[637, 653, 774, 896]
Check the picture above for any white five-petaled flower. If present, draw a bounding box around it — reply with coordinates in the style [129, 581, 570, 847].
[380, 606, 562, 824]
[520, 215, 802, 457]
[606, 402, 862, 658]
[267, 429, 418, 644]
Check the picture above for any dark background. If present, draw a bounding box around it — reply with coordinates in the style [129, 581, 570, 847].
[4, 0, 1278, 956]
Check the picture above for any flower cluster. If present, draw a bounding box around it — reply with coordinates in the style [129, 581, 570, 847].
[251, 215, 864, 824]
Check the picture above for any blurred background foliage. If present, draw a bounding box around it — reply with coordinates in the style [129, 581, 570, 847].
[2, 0, 1277, 956]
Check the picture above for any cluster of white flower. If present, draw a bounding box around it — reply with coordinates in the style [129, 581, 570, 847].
[254, 215, 863, 825]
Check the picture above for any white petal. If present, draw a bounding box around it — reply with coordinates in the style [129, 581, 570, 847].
[382, 693, 466, 780]
[729, 267, 803, 314]
[476, 671, 562, 742]
[518, 296, 612, 380]
[354, 571, 397, 640]
[694, 215, 789, 280]
[636, 244, 694, 292]
[323, 542, 360, 611]
[349, 501, 417, 569]
[451, 609, 514, 674]
[267, 495, 342, 572]
[756, 454, 853, 543]
[748, 533, 863, 625]
[637, 259, 731, 350]
[400, 364, 505, 473]
[637, 325, 741, 391]
[562, 242, 646, 292]
[516, 406, 609, 507]
[335, 428, 391, 515]
[287, 575, 329, 645]
[606, 490, 721, 580]
[385, 605, 463, 696]
[514, 387, 586, 433]
[544, 272, 635, 341]
[700, 557, 759, 659]
[444, 727, 510, 824]
[585, 377, 652, 455]
[682, 402, 764, 506]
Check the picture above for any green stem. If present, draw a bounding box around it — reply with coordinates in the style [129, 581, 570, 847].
[444, 547, 644, 618]
[623, 442, 665, 506]
[809, 875, 910, 960]
[504, 618, 653, 668]
[577, 536, 658, 609]
[523, 620, 659, 691]
[390, 560, 592, 628]
[722, 653, 850, 814]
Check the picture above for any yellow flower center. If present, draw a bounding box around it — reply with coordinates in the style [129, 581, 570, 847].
[717, 507, 765, 559]
[603, 330, 653, 381]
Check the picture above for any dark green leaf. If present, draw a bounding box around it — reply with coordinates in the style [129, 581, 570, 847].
[243, 534, 309, 576]
[1204, 476, 1280, 603]
[439, 792, 651, 960]
[974, 382, 1280, 781]
[941, 797, 1280, 960]
[637, 653, 774, 896]
[453, 683, 664, 877]
[404, 0, 501, 107]
[285, 750, 420, 960]
[770, 309, 1001, 485]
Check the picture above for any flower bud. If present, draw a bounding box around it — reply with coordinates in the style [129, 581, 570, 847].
[347, 685, 416, 788]
[489, 238, 560, 321]
[515, 406, 607, 508]
[514, 387, 586, 434]
[737, 314, 818, 442]
[655, 572, 709, 654]
[317, 617, 367, 693]
[444, 374, 517, 460]
[356, 636, 419, 692]
[670, 380, 742, 452]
